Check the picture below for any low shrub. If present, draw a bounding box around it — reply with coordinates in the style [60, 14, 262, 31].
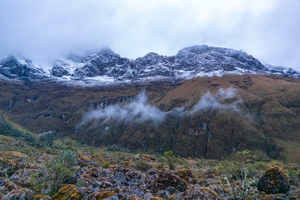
[164, 150, 176, 170]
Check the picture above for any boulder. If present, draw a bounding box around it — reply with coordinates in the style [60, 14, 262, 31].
[37, 154, 54, 163]
[152, 171, 187, 192]
[127, 194, 143, 200]
[176, 168, 193, 181]
[88, 191, 116, 200]
[52, 184, 85, 200]
[258, 167, 290, 194]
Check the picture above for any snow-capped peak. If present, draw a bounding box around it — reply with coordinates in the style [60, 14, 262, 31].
[0, 45, 299, 86]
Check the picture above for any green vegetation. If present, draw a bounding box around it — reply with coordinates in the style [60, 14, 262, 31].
[0, 117, 59, 148]
[164, 150, 176, 170]
[106, 144, 131, 152]
[47, 150, 78, 196]
[0, 117, 37, 146]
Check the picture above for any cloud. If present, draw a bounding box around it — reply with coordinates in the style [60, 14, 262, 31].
[78, 91, 167, 127]
[79, 88, 242, 128]
[0, 0, 299, 70]
[189, 87, 241, 114]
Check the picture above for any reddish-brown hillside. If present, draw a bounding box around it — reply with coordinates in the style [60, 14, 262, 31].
[0, 74, 300, 161]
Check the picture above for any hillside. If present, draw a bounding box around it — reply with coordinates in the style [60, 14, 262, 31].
[0, 74, 300, 162]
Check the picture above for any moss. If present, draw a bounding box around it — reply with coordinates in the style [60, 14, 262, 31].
[9, 151, 28, 158]
[258, 166, 290, 194]
[88, 191, 115, 200]
[127, 194, 143, 200]
[33, 194, 51, 200]
[52, 184, 83, 200]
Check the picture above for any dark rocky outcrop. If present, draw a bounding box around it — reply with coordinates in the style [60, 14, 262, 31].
[258, 167, 290, 194]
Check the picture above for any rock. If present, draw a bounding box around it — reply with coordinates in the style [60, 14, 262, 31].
[88, 191, 116, 199]
[125, 170, 144, 181]
[141, 154, 155, 161]
[258, 167, 290, 194]
[77, 151, 94, 165]
[36, 154, 54, 163]
[156, 190, 170, 199]
[33, 194, 52, 200]
[127, 194, 143, 200]
[9, 151, 28, 158]
[144, 193, 154, 200]
[2, 188, 33, 200]
[52, 184, 85, 200]
[4, 181, 18, 191]
[165, 186, 177, 195]
[245, 159, 255, 164]
[169, 185, 219, 200]
[176, 168, 193, 181]
[152, 171, 187, 192]
[0, 179, 5, 187]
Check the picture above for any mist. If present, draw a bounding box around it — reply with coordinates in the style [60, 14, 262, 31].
[0, 0, 300, 70]
[79, 88, 242, 128]
[78, 91, 167, 128]
[189, 87, 241, 114]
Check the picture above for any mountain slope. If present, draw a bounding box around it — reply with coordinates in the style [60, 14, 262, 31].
[0, 74, 300, 161]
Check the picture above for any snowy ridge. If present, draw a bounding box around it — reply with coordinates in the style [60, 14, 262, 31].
[0, 45, 299, 85]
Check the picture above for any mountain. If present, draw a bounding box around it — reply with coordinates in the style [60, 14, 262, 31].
[0, 45, 300, 161]
[1, 45, 299, 85]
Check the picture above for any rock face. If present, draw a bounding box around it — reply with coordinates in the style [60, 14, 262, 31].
[258, 167, 290, 194]
[50, 45, 270, 83]
[0, 56, 47, 80]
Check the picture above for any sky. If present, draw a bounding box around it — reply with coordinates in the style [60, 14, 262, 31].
[0, 0, 300, 71]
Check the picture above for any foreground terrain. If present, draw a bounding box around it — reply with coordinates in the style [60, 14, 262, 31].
[0, 119, 299, 199]
[0, 134, 300, 199]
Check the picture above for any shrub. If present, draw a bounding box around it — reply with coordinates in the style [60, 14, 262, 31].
[134, 159, 148, 171]
[288, 169, 299, 186]
[157, 156, 166, 163]
[47, 150, 78, 196]
[30, 174, 36, 184]
[101, 162, 110, 168]
[222, 165, 259, 199]
[48, 163, 72, 196]
[255, 161, 267, 170]
[66, 145, 74, 151]
[164, 150, 176, 170]
[106, 144, 130, 152]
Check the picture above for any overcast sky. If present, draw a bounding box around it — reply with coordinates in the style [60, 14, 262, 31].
[0, 0, 300, 70]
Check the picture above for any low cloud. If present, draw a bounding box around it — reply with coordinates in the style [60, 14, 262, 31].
[189, 87, 241, 114]
[78, 91, 166, 127]
[79, 87, 242, 128]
